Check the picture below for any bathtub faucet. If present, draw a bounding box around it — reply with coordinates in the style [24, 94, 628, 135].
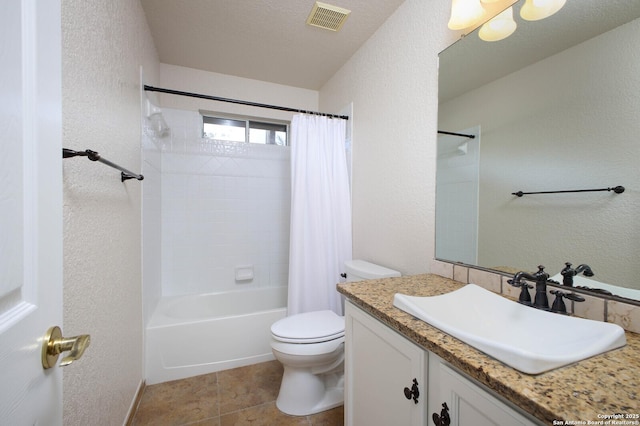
[508, 265, 550, 310]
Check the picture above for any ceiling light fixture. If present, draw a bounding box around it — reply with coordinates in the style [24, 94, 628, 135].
[520, 0, 566, 21]
[448, 0, 566, 42]
[479, 6, 517, 41]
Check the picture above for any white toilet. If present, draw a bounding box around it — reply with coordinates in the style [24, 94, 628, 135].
[270, 259, 401, 416]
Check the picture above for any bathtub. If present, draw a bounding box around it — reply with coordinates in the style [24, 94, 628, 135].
[145, 286, 288, 385]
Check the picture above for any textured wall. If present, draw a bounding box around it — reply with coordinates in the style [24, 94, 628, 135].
[61, 0, 159, 424]
[319, 0, 458, 275]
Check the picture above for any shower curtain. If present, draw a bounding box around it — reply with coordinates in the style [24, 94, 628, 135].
[288, 114, 352, 316]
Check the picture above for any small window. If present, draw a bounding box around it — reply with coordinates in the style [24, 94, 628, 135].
[203, 115, 288, 146]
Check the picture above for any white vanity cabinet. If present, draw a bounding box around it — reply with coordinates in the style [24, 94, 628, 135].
[345, 301, 427, 426]
[345, 301, 541, 426]
[428, 353, 539, 426]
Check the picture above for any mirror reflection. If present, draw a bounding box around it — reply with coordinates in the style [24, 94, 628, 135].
[436, 0, 640, 300]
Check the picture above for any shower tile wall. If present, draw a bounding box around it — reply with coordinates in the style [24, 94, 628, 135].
[160, 108, 291, 296]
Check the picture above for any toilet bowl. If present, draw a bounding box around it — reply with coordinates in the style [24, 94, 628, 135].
[270, 260, 401, 416]
[271, 310, 345, 416]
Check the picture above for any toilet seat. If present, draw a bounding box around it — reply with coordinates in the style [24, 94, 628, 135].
[271, 310, 345, 344]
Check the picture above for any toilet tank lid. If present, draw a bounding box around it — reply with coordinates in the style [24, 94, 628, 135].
[344, 260, 401, 279]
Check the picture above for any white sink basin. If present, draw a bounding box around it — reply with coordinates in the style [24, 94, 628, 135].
[393, 284, 626, 374]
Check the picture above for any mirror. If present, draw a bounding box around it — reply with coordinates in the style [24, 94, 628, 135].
[436, 0, 640, 301]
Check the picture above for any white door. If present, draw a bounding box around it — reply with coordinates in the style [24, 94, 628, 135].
[0, 0, 64, 424]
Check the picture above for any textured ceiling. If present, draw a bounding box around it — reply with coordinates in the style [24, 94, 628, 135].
[140, 0, 405, 90]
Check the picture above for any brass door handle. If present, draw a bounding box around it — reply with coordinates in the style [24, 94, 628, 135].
[42, 326, 91, 369]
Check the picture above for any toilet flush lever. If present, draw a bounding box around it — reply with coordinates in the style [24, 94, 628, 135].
[41, 326, 91, 369]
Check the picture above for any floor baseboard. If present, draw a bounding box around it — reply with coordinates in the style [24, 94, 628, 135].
[123, 379, 146, 426]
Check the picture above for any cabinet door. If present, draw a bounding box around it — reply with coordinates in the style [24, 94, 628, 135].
[345, 301, 426, 426]
[428, 354, 539, 426]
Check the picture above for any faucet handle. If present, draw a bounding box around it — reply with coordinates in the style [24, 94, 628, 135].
[550, 290, 585, 314]
[564, 292, 585, 303]
[550, 290, 568, 314]
[508, 279, 533, 305]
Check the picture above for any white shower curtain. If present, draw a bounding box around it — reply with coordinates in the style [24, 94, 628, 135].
[288, 114, 352, 316]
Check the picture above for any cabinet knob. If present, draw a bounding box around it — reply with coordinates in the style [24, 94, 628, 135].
[432, 402, 451, 426]
[403, 378, 420, 404]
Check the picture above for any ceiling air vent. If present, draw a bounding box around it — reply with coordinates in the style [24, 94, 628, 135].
[306, 2, 351, 32]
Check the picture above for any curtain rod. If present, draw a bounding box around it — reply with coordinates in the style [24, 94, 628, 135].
[438, 130, 476, 139]
[144, 85, 349, 120]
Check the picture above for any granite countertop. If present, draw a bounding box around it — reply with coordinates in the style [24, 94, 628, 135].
[337, 274, 640, 424]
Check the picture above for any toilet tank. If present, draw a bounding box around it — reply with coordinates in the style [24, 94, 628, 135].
[344, 260, 401, 282]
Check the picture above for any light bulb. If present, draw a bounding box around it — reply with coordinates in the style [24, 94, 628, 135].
[448, 0, 486, 30]
[479, 6, 517, 41]
[520, 0, 566, 21]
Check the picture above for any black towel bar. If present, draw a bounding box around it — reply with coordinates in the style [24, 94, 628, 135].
[512, 186, 624, 197]
[63, 148, 144, 182]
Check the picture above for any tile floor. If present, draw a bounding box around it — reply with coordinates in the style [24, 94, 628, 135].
[131, 360, 344, 426]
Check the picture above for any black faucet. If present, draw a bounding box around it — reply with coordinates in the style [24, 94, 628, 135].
[560, 262, 594, 287]
[508, 265, 550, 310]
